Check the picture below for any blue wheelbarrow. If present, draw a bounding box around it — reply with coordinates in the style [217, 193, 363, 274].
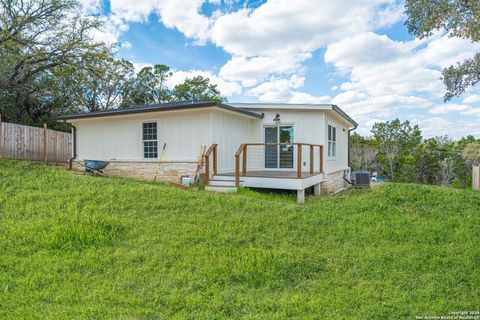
[83, 160, 110, 175]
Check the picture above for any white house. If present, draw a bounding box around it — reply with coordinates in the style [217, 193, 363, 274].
[57, 101, 358, 203]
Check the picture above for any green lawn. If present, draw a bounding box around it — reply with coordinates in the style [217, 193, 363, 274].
[0, 160, 479, 319]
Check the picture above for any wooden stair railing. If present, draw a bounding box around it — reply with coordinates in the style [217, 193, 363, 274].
[204, 144, 218, 185]
[234, 143, 324, 186]
[234, 144, 246, 187]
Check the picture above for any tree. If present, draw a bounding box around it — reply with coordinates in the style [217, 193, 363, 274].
[405, 0, 480, 100]
[415, 138, 443, 184]
[0, 0, 101, 92]
[130, 65, 173, 105]
[173, 76, 225, 102]
[56, 51, 135, 112]
[371, 119, 422, 182]
[463, 141, 480, 165]
[350, 133, 378, 172]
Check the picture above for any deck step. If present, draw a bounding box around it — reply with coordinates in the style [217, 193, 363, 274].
[207, 179, 243, 187]
[205, 185, 238, 193]
[212, 175, 236, 181]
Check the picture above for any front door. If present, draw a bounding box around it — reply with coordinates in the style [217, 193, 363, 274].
[264, 125, 294, 169]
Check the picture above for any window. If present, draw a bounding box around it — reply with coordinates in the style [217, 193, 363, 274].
[328, 124, 336, 157]
[264, 125, 294, 169]
[142, 122, 158, 158]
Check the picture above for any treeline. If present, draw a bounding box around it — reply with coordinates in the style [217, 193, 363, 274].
[351, 119, 480, 188]
[0, 0, 224, 131]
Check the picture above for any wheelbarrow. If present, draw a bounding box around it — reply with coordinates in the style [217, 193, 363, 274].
[83, 159, 110, 175]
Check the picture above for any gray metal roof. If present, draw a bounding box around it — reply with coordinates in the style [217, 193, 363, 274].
[56, 101, 264, 121]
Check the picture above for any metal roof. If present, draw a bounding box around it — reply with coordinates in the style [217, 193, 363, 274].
[56, 101, 264, 121]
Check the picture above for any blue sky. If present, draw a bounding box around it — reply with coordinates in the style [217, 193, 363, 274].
[83, 0, 480, 138]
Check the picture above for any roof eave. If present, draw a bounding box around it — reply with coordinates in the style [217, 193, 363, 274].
[56, 102, 264, 121]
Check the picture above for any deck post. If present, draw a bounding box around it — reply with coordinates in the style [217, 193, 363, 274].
[297, 144, 302, 178]
[205, 154, 210, 184]
[314, 183, 321, 196]
[235, 155, 240, 187]
[310, 145, 314, 175]
[297, 189, 305, 204]
[320, 145, 324, 173]
[213, 144, 217, 175]
[242, 144, 247, 176]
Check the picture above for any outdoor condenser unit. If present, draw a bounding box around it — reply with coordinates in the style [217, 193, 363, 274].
[351, 171, 371, 187]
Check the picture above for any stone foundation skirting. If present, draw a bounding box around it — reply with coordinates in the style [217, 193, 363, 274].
[73, 160, 198, 183]
[321, 169, 351, 194]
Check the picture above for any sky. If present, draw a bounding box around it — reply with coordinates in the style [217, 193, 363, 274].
[81, 0, 480, 138]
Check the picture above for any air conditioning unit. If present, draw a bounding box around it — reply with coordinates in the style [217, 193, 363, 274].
[351, 171, 370, 187]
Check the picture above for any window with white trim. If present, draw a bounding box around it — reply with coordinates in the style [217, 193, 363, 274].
[328, 124, 336, 157]
[142, 122, 158, 158]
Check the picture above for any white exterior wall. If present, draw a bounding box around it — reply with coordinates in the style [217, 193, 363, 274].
[324, 112, 350, 174]
[72, 107, 258, 169]
[73, 109, 211, 161]
[243, 109, 326, 173]
[208, 110, 257, 173]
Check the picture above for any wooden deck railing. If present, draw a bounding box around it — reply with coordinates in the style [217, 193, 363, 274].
[234, 143, 324, 187]
[204, 143, 218, 185]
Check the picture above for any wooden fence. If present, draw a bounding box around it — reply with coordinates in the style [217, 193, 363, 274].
[0, 121, 72, 163]
[473, 165, 480, 190]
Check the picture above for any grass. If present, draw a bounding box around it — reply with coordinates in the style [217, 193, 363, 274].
[0, 159, 479, 319]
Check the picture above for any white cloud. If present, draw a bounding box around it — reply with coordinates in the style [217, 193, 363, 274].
[429, 103, 471, 114]
[89, 15, 130, 44]
[167, 70, 242, 96]
[412, 117, 480, 138]
[219, 53, 310, 87]
[107, 0, 212, 42]
[121, 41, 132, 49]
[289, 92, 331, 104]
[248, 75, 305, 101]
[463, 94, 480, 104]
[326, 31, 480, 135]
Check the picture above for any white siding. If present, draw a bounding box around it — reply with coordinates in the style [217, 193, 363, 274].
[208, 110, 257, 172]
[74, 109, 212, 161]
[73, 108, 257, 168]
[324, 112, 350, 173]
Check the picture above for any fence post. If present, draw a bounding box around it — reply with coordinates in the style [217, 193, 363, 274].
[43, 123, 47, 163]
[0, 114, 2, 158]
[473, 165, 480, 190]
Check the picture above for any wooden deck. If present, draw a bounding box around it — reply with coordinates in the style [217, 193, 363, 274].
[221, 170, 323, 179]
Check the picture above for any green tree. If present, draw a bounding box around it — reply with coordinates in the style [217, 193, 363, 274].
[462, 141, 480, 165]
[350, 133, 378, 172]
[130, 65, 173, 105]
[55, 51, 135, 112]
[173, 76, 225, 102]
[0, 0, 101, 92]
[371, 119, 422, 182]
[405, 0, 480, 100]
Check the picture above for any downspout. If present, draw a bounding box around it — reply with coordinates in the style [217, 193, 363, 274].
[343, 123, 358, 184]
[66, 122, 77, 170]
[348, 123, 358, 167]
